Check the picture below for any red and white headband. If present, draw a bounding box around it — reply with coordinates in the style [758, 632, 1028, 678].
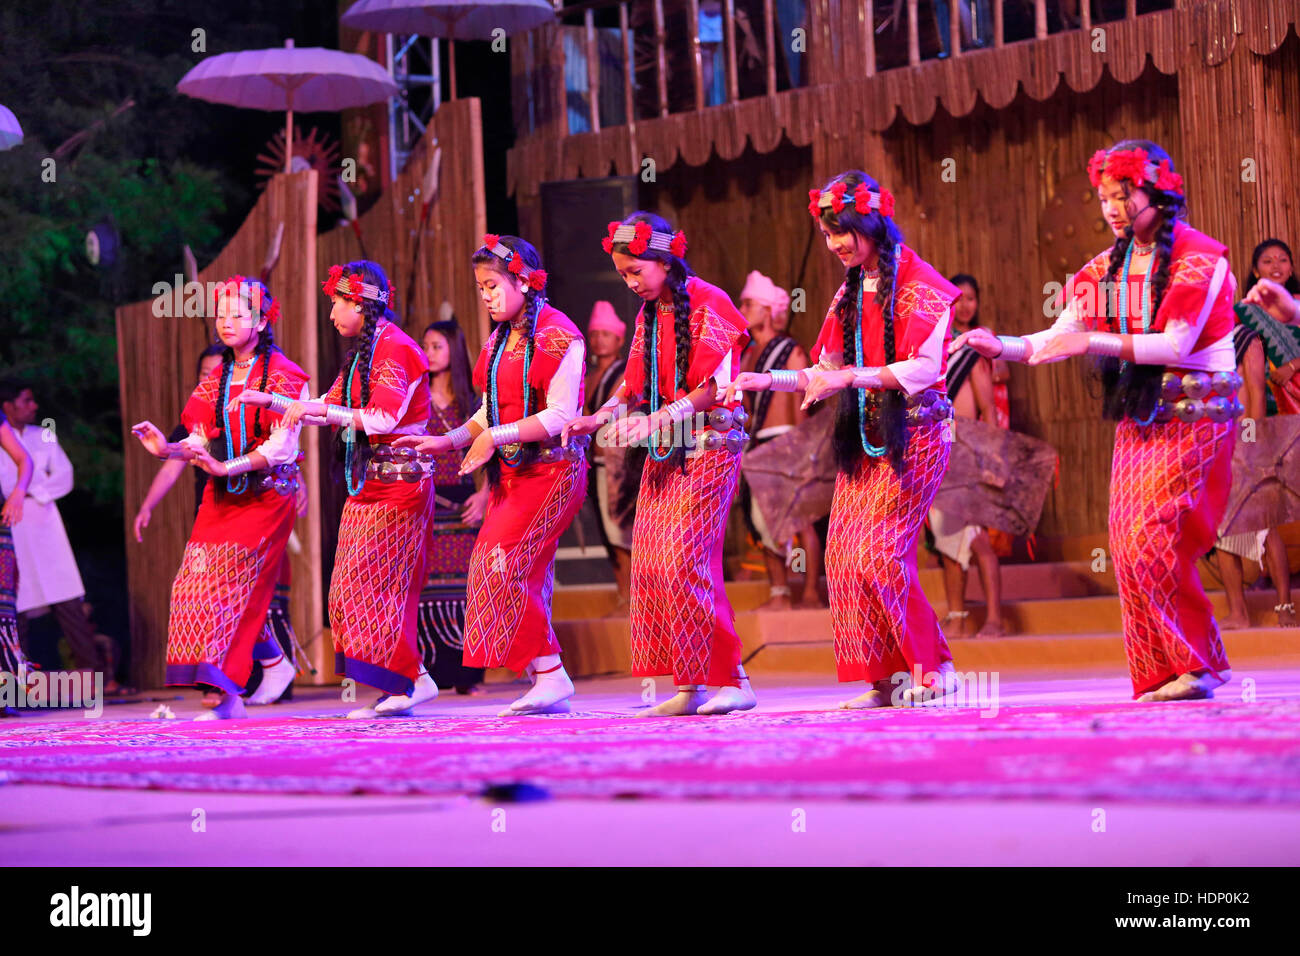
[602, 221, 688, 258]
[323, 265, 394, 305]
[1087, 147, 1184, 197]
[481, 234, 547, 291]
[808, 182, 895, 219]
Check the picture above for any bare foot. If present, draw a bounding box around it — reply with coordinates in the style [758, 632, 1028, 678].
[1219, 614, 1251, 631]
[193, 692, 247, 721]
[940, 612, 971, 639]
[1276, 604, 1296, 628]
[697, 679, 757, 715]
[902, 663, 959, 705]
[756, 590, 793, 612]
[840, 679, 896, 709]
[796, 595, 828, 610]
[604, 598, 630, 618]
[1138, 670, 1228, 702]
[637, 688, 708, 717]
[975, 619, 1007, 639]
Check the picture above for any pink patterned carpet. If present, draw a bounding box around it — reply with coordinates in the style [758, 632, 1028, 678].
[2, 693, 1299, 804]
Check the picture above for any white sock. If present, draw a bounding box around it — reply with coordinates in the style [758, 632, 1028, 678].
[374, 670, 439, 715]
[246, 655, 295, 705]
[503, 655, 574, 715]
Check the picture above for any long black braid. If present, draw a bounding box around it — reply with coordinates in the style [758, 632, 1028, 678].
[1094, 140, 1186, 422]
[331, 260, 395, 475]
[215, 279, 279, 495]
[818, 171, 909, 475]
[472, 236, 549, 485]
[611, 211, 695, 473]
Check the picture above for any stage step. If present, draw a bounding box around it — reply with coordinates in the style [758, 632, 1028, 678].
[545, 588, 1300, 680]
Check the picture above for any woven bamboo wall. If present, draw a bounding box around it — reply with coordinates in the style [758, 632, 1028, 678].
[314, 98, 488, 626]
[509, 2, 1300, 542]
[115, 171, 321, 689]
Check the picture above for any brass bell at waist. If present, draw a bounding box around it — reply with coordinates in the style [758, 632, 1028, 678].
[372, 444, 394, 462]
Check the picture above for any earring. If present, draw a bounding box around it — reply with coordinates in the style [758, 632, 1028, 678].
[354, 304, 363, 313]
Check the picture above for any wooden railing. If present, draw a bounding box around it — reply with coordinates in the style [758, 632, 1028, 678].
[522, 0, 1168, 137]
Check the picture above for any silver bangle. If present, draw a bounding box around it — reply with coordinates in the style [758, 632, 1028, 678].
[996, 336, 1028, 362]
[489, 422, 520, 446]
[769, 369, 800, 392]
[852, 367, 883, 389]
[1087, 332, 1124, 358]
[662, 397, 695, 423]
[224, 455, 253, 476]
[446, 424, 472, 449]
[267, 393, 292, 413]
[325, 405, 355, 427]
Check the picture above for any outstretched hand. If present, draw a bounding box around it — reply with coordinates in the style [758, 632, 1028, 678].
[949, 326, 1004, 359]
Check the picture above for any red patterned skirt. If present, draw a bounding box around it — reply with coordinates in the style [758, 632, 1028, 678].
[1109, 417, 1233, 698]
[826, 421, 953, 684]
[330, 477, 434, 695]
[630, 445, 743, 687]
[463, 456, 587, 672]
[165, 484, 296, 694]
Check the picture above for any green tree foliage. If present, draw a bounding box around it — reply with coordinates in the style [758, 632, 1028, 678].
[0, 0, 336, 513]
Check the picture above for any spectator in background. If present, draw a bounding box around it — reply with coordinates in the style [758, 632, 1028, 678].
[0, 381, 125, 694]
[735, 270, 823, 610]
[1213, 321, 1293, 629]
[584, 301, 637, 614]
[927, 274, 1006, 638]
[133, 345, 226, 541]
[936, 0, 992, 58]
[1, 406, 32, 715]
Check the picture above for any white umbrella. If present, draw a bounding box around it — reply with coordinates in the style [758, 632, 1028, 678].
[0, 104, 23, 151]
[341, 0, 556, 99]
[177, 39, 399, 172]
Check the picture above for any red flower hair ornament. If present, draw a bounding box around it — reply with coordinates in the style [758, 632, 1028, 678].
[809, 183, 895, 219]
[481, 234, 547, 292]
[218, 274, 280, 324]
[322, 264, 392, 304]
[1088, 146, 1185, 198]
[601, 221, 690, 260]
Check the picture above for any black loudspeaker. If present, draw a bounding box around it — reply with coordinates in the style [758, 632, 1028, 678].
[540, 176, 643, 339]
[540, 176, 642, 588]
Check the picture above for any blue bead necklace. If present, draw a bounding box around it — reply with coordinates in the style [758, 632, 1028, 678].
[854, 251, 898, 458]
[221, 355, 257, 494]
[1117, 240, 1159, 426]
[647, 303, 676, 462]
[489, 314, 534, 465]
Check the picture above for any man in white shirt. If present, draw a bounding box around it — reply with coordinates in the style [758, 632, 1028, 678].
[0, 382, 112, 685]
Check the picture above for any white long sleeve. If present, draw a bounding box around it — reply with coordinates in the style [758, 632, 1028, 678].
[1129, 257, 1233, 368]
[533, 340, 586, 437]
[1022, 257, 1235, 371]
[358, 378, 423, 437]
[470, 395, 490, 430]
[803, 311, 948, 396]
[469, 340, 587, 437]
[247, 383, 310, 466]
